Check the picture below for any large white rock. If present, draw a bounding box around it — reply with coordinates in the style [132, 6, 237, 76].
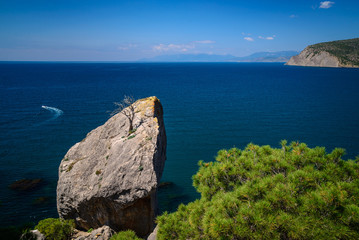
[57, 96, 166, 237]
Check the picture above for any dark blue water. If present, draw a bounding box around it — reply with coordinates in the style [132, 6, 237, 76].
[0, 62, 358, 227]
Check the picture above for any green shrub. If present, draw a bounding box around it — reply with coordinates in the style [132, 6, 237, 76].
[66, 162, 74, 172]
[157, 142, 359, 240]
[35, 218, 75, 240]
[110, 230, 142, 240]
[127, 134, 136, 140]
[129, 128, 137, 135]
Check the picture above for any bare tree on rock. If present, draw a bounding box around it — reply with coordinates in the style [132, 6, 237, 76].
[111, 95, 136, 134]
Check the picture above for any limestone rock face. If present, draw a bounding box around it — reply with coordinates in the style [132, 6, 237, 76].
[286, 47, 341, 67]
[30, 230, 45, 240]
[57, 96, 166, 237]
[72, 226, 115, 240]
[146, 225, 158, 240]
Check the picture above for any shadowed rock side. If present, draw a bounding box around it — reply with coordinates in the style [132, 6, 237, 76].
[56, 96, 166, 238]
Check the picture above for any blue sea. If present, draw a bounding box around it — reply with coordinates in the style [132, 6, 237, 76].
[0, 62, 359, 228]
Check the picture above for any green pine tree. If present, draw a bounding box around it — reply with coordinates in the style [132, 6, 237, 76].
[157, 142, 359, 240]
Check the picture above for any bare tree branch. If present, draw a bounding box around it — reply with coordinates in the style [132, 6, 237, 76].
[111, 95, 136, 134]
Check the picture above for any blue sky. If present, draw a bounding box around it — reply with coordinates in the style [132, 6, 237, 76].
[0, 0, 358, 61]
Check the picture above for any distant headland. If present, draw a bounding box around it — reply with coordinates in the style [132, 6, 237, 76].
[286, 38, 359, 68]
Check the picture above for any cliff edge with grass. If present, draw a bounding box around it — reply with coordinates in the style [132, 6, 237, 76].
[56, 96, 166, 238]
[286, 38, 359, 68]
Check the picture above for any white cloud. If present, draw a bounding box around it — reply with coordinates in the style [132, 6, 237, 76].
[319, 1, 334, 8]
[259, 36, 275, 40]
[152, 43, 195, 52]
[117, 44, 137, 51]
[244, 37, 254, 42]
[194, 40, 215, 44]
[152, 40, 215, 52]
[290, 14, 298, 18]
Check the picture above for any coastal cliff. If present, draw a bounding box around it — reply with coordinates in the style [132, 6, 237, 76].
[286, 38, 359, 68]
[56, 96, 166, 238]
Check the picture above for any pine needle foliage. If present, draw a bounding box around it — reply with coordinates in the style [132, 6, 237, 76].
[157, 142, 359, 240]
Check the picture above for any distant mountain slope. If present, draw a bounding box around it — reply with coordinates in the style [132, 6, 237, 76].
[139, 54, 236, 62]
[286, 38, 359, 68]
[231, 51, 299, 62]
[139, 51, 298, 62]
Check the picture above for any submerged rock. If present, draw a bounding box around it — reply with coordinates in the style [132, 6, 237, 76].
[158, 181, 174, 189]
[9, 178, 43, 191]
[32, 196, 51, 206]
[57, 96, 166, 237]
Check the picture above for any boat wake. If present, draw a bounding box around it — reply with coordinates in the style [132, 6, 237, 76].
[36, 105, 63, 125]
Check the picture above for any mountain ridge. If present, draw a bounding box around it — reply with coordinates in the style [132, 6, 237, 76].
[231, 51, 299, 62]
[138, 51, 298, 62]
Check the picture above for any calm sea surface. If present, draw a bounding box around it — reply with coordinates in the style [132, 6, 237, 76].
[0, 62, 358, 227]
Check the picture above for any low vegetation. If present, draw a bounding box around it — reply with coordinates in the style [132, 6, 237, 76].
[127, 134, 136, 140]
[110, 230, 142, 240]
[35, 218, 75, 240]
[129, 128, 137, 135]
[66, 162, 75, 172]
[308, 38, 359, 66]
[157, 141, 359, 239]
